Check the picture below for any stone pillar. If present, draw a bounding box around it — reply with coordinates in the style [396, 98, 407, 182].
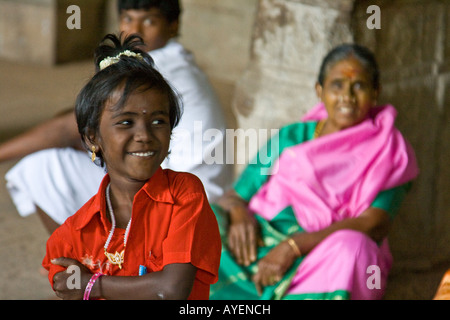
[353, 0, 450, 269]
[232, 0, 355, 173]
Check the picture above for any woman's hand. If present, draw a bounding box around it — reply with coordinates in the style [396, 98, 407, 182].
[51, 257, 92, 300]
[253, 240, 298, 295]
[217, 190, 260, 266]
[227, 205, 260, 266]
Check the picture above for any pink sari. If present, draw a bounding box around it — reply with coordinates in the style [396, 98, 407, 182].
[249, 103, 419, 299]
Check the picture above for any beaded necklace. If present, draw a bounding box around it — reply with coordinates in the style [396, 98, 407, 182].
[104, 183, 132, 269]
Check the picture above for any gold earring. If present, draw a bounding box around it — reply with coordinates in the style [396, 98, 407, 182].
[91, 146, 96, 162]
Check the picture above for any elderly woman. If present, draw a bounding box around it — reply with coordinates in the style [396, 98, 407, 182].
[210, 44, 419, 300]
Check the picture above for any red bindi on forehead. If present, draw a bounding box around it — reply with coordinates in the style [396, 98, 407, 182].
[340, 58, 365, 79]
[342, 67, 357, 78]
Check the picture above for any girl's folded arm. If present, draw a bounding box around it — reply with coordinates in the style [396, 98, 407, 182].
[92, 263, 197, 300]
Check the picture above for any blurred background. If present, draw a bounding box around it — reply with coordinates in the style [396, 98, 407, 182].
[0, 0, 449, 299]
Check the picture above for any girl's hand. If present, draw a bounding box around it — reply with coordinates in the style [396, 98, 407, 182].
[51, 257, 92, 300]
[227, 205, 260, 266]
[252, 240, 298, 295]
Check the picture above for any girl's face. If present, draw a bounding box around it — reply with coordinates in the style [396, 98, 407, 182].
[94, 86, 171, 184]
[316, 57, 379, 132]
[119, 8, 178, 52]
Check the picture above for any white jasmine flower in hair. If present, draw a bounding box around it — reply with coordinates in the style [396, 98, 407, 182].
[99, 50, 144, 70]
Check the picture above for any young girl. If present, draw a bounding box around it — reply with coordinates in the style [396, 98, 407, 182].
[42, 34, 221, 300]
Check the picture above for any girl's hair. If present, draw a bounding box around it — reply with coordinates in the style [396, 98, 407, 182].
[117, 0, 182, 23]
[317, 43, 380, 90]
[75, 33, 182, 166]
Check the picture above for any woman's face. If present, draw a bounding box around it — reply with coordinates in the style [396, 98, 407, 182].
[119, 8, 178, 52]
[93, 86, 171, 184]
[316, 57, 379, 132]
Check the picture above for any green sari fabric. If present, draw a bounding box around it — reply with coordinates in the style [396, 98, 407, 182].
[210, 204, 304, 300]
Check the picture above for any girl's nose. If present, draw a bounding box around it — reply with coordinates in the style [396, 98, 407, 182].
[134, 123, 153, 143]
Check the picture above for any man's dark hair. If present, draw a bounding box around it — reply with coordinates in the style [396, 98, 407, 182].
[118, 0, 182, 23]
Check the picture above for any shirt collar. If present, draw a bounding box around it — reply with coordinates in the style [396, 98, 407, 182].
[75, 167, 174, 231]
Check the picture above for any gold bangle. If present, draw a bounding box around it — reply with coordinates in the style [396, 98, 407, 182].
[286, 238, 301, 257]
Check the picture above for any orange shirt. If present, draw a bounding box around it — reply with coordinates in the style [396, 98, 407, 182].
[42, 167, 221, 300]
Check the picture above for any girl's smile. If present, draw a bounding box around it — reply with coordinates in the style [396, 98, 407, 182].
[128, 151, 155, 157]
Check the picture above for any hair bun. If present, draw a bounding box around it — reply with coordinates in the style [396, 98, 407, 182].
[94, 33, 153, 72]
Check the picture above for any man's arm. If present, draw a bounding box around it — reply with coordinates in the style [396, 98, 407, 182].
[0, 109, 83, 162]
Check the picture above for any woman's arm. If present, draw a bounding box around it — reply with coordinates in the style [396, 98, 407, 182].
[252, 207, 390, 291]
[217, 190, 260, 266]
[292, 206, 390, 256]
[0, 109, 83, 162]
[51, 258, 197, 300]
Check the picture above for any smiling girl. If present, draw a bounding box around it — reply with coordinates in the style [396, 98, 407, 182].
[42, 34, 221, 300]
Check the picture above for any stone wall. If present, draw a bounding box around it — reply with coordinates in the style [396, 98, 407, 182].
[179, 0, 259, 130]
[0, 0, 106, 65]
[352, 0, 450, 268]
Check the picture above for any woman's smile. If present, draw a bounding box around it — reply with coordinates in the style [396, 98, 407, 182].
[336, 105, 356, 115]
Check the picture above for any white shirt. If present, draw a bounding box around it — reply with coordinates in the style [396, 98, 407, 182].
[149, 40, 231, 202]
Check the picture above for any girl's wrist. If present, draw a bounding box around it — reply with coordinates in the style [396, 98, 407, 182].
[83, 272, 104, 300]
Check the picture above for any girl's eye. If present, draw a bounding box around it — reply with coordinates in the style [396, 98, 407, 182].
[152, 119, 166, 125]
[117, 119, 133, 126]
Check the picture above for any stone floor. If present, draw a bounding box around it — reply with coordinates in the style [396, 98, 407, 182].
[0, 58, 447, 300]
